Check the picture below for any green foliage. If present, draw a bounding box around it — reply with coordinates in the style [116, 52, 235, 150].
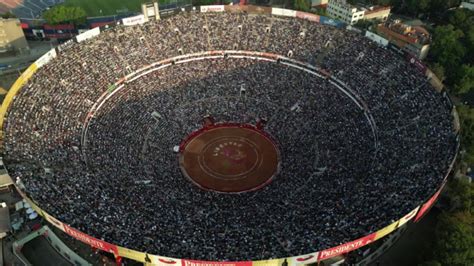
[62, 0, 156, 17]
[432, 212, 474, 266]
[448, 9, 474, 33]
[467, 26, 474, 62]
[427, 8, 473, 95]
[193, 0, 215, 5]
[0, 12, 16, 19]
[453, 65, 474, 95]
[418, 0, 430, 13]
[418, 261, 442, 266]
[313, 7, 327, 17]
[419, 178, 474, 266]
[457, 105, 474, 165]
[406, 0, 429, 16]
[373, 0, 393, 6]
[354, 20, 371, 30]
[430, 63, 445, 82]
[446, 178, 474, 213]
[430, 25, 466, 83]
[42, 5, 86, 25]
[294, 0, 310, 12]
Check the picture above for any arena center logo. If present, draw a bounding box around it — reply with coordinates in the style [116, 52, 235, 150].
[212, 142, 246, 163]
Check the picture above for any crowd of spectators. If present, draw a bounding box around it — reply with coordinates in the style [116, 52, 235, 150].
[3, 12, 457, 261]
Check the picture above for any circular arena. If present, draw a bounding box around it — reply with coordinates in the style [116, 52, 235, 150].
[1, 6, 459, 264]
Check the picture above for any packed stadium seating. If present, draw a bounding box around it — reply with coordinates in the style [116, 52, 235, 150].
[3, 12, 457, 261]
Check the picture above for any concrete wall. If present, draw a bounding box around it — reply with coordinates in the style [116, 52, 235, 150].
[0, 18, 28, 53]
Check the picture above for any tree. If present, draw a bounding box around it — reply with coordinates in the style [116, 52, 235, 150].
[428, 177, 474, 266]
[193, 0, 215, 5]
[432, 212, 474, 266]
[453, 65, 474, 95]
[418, 0, 430, 13]
[0, 12, 16, 19]
[418, 261, 442, 266]
[430, 63, 445, 82]
[430, 25, 466, 79]
[354, 19, 376, 30]
[294, 0, 310, 12]
[313, 7, 327, 17]
[406, 0, 430, 16]
[466, 25, 474, 62]
[42, 6, 86, 25]
[374, 0, 394, 6]
[449, 9, 468, 28]
[457, 105, 474, 165]
[445, 178, 474, 213]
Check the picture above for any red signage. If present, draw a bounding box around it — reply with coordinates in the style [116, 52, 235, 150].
[44, 24, 74, 30]
[415, 184, 445, 222]
[63, 224, 118, 255]
[406, 54, 427, 73]
[317, 233, 376, 261]
[295, 11, 320, 23]
[181, 260, 252, 266]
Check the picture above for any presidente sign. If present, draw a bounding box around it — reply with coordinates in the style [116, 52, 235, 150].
[317, 233, 376, 260]
[63, 224, 118, 255]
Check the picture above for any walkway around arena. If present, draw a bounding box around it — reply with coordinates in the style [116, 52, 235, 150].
[22, 236, 73, 266]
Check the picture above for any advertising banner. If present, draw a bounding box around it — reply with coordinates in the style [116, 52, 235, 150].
[150, 255, 182, 266]
[200, 5, 225, 13]
[319, 16, 345, 28]
[415, 184, 445, 222]
[406, 54, 427, 73]
[63, 224, 118, 255]
[117, 246, 149, 262]
[295, 11, 320, 23]
[271, 8, 296, 17]
[225, 5, 244, 13]
[43, 211, 65, 231]
[397, 206, 420, 228]
[182, 260, 252, 266]
[374, 220, 398, 241]
[365, 31, 389, 47]
[57, 39, 76, 52]
[122, 15, 146, 26]
[35, 48, 57, 68]
[288, 252, 319, 265]
[317, 233, 376, 261]
[76, 27, 101, 43]
[252, 259, 285, 266]
[246, 5, 272, 14]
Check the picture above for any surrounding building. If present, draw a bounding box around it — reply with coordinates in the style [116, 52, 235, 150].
[327, 0, 391, 25]
[0, 18, 28, 53]
[327, 0, 365, 25]
[376, 20, 431, 59]
[460, 1, 474, 11]
[363, 6, 391, 21]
